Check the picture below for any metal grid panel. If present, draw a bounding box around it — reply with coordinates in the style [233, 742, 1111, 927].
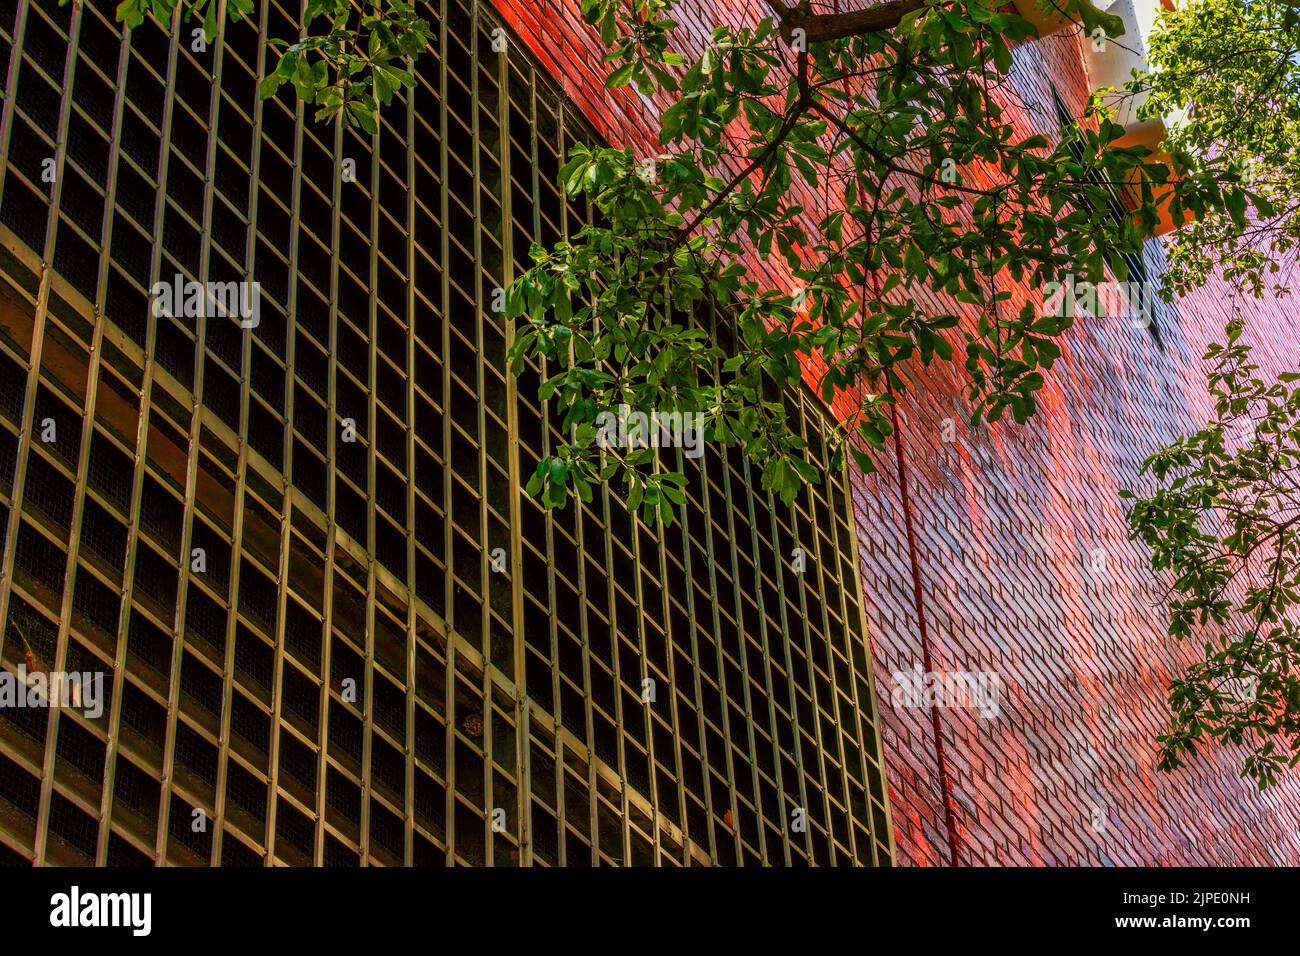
[0, 0, 893, 866]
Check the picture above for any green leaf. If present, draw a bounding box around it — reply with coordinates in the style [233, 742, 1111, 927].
[605, 61, 635, 89]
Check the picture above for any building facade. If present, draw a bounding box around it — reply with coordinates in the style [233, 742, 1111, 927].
[0, 0, 1296, 870]
[488, 0, 1300, 864]
[0, 0, 894, 865]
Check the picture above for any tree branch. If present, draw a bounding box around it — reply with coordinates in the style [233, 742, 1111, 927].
[808, 100, 999, 197]
[674, 51, 812, 243]
[769, 0, 929, 44]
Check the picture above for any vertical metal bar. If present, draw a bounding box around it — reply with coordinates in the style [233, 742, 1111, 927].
[403, 26, 420, 871]
[0, 0, 32, 217]
[224, 0, 277, 868]
[159, 0, 231, 868]
[25, 0, 85, 867]
[82, 0, 136, 866]
[0, 0, 61, 716]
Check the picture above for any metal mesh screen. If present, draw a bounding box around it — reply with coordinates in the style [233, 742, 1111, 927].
[0, 0, 893, 866]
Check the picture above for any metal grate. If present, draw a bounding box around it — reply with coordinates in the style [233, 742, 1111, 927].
[0, 0, 893, 866]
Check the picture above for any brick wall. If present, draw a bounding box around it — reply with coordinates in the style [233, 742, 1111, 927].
[494, 0, 1300, 864]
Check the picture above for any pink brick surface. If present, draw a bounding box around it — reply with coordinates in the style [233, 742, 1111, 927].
[494, 0, 1300, 864]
